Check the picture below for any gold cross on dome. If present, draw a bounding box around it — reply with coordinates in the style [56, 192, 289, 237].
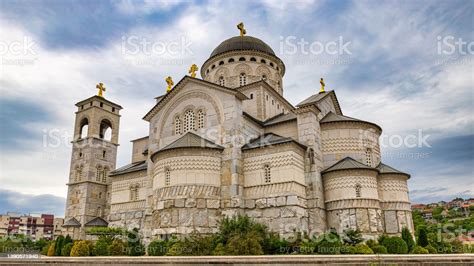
[188, 64, 198, 78]
[319, 78, 325, 93]
[237, 22, 246, 37]
[96, 82, 106, 97]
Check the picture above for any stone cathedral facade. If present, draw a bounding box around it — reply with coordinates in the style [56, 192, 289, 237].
[63, 32, 414, 241]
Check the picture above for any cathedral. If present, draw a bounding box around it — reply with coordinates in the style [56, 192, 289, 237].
[63, 25, 414, 241]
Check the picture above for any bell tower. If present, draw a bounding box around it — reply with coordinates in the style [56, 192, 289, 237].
[64, 86, 122, 237]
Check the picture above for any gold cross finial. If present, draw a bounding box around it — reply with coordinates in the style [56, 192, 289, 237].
[237, 22, 246, 37]
[188, 64, 198, 78]
[166, 76, 174, 93]
[319, 78, 325, 93]
[96, 82, 106, 97]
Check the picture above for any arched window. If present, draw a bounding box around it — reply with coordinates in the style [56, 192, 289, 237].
[365, 148, 372, 166]
[250, 93, 254, 99]
[228, 58, 235, 63]
[97, 207, 103, 217]
[211, 64, 215, 69]
[355, 184, 362, 197]
[239, 73, 247, 86]
[165, 168, 171, 186]
[183, 110, 195, 132]
[197, 110, 205, 129]
[218, 76, 225, 86]
[99, 119, 112, 141]
[262, 75, 267, 81]
[250, 57, 256, 61]
[264, 164, 271, 183]
[239, 57, 246, 61]
[96, 166, 103, 182]
[219, 61, 224, 65]
[102, 167, 108, 183]
[79, 118, 88, 139]
[260, 59, 266, 64]
[269, 62, 274, 67]
[75, 165, 83, 182]
[174, 116, 182, 135]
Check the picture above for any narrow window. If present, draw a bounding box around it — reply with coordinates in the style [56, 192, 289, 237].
[218, 76, 225, 86]
[250, 93, 254, 99]
[219, 61, 224, 65]
[228, 58, 235, 63]
[102, 168, 108, 183]
[239, 57, 246, 61]
[264, 164, 271, 183]
[365, 148, 372, 166]
[355, 184, 362, 198]
[266, 95, 269, 101]
[211, 64, 215, 69]
[100, 102, 103, 108]
[261, 59, 266, 64]
[262, 75, 267, 81]
[112, 107, 115, 112]
[183, 110, 195, 132]
[130, 185, 139, 201]
[75, 166, 82, 182]
[174, 116, 182, 135]
[250, 57, 256, 61]
[102, 150, 106, 159]
[98, 192, 103, 199]
[197, 110, 205, 129]
[239, 73, 247, 86]
[269, 62, 274, 67]
[165, 168, 171, 186]
[96, 166, 102, 182]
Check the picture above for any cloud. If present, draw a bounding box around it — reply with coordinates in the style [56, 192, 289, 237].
[0, 0, 472, 205]
[0, 189, 65, 217]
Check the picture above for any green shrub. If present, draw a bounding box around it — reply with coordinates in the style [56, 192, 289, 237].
[298, 239, 317, 254]
[411, 245, 429, 254]
[108, 239, 125, 256]
[401, 227, 415, 252]
[353, 243, 374, 254]
[225, 232, 264, 255]
[425, 244, 437, 254]
[93, 238, 111, 256]
[382, 236, 408, 254]
[47, 242, 55, 256]
[212, 243, 226, 255]
[41, 244, 50, 256]
[315, 232, 342, 254]
[365, 239, 377, 249]
[70, 241, 90, 257]
[377, 234, 389, 245]
[343, 229, 363, 245]
[125, 228, 145, 256]
[61, 243, 73, 256]
[147, 239, 168, 256]
[371, 245, 388, 254]
[340, 244, 356, 254]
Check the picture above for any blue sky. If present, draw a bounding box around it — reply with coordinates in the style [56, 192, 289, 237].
[0, 0, 472, 216]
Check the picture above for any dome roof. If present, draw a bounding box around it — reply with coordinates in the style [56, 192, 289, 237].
[210, 36, 276, 58]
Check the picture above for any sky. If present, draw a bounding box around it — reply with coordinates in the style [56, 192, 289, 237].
[0, 0, 472, 217]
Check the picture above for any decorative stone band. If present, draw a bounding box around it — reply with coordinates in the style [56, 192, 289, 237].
[110, 200, 146, 212]
[325, 198, 381, 211]
[243, 181, 306, 199]
[380, 201, 411, 211]
[154, 184, 220, 200]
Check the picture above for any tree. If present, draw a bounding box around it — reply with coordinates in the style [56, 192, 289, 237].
[147, 239, 168, 256]
[47, 242, 56, 256]
[125, 228, 145, 256]
[417, 227, 429, 247]
[54, 236, 64, 256]
[93, 238, 111, 256]
[411, 245, 429, 254]
[401, 227, 415, 252]
[353, 243, 374, 254]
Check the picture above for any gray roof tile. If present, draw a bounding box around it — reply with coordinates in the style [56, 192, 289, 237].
[109, 160, 147, 176]
[63, 217, 81, 227]
[84, 217, 108, 227]
[242, 133, 306, 150]
[320, 112, 382, 132]
[322, 157, 376, 174]
[377, 162, 410, 178]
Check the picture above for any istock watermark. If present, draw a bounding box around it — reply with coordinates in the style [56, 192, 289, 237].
[437, 35, 474, 55]
[279, 36, 352, 56]
[0, 36, 38, 66]
[121, 35, 193, 56]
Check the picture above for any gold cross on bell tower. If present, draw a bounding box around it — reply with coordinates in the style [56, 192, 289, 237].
[166, 76, 174, 93]
[96, 82, 106, 97]
[237, 22, 246, 37]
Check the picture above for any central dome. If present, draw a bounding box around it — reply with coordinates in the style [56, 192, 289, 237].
[210, 36, 276, 58]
